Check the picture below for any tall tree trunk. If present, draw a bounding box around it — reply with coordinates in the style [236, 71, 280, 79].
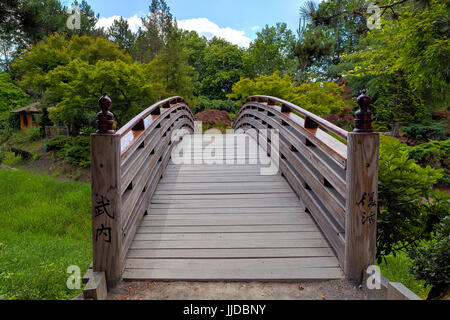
[391, 122, 400, 137]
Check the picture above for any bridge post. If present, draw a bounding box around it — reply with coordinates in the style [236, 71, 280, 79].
[90, 94, 123, 288]
[344, 93, 380, 283]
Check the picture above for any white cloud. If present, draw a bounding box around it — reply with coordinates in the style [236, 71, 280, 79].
[251, 25, 260, 31]
[96, 14, 143, 33]
[97, 15, 251, 48]
[178, 18, 251, 48]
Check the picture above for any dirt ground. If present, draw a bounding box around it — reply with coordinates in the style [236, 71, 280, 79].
[106, 280, 368, 300]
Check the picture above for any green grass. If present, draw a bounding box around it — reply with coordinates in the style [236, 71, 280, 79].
[0, 169, 92, 300]
[378, 251, 431, 299]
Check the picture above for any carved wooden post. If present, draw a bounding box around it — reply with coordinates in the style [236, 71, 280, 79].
[344, 93, 379, 283]
[91, 94, 123, 287]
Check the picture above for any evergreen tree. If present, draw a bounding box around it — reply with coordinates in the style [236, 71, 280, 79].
[107, 17, 135, 53]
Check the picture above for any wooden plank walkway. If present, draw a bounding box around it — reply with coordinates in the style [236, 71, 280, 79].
[123, 134, 344, 281]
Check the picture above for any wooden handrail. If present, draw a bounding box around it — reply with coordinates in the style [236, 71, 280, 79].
[240, 95, 349, 140]
[117, 96, 188, 137]
[233, 93, 379, 283]
[91, 94, 194, 287]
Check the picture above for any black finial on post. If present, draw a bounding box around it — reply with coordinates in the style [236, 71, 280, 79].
[354, 91, 373, 133]
[97, 94, 114, 134]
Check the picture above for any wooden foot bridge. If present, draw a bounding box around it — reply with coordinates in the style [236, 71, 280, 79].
[89, 94, 379, 292]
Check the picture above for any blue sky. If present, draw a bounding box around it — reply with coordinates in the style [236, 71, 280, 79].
[74, 0, 307, 47]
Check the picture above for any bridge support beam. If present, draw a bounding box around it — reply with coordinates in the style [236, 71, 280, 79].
[344, 93, 379, 283]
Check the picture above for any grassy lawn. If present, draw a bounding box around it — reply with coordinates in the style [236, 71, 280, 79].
[378, 251, 431, 299]
[0, 168, 92, 300]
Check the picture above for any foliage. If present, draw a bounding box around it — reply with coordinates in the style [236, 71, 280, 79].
[132, 0, 174, 63]
[0, 112, 20, 141]
[408, 140, 450, 167]
[244, 23, 297, 78]
[45, 135, 90, 167]
[0, 73, 29, 113]
[12, 34, 132, 98]
[191, 96, 236, 114]
[403, 123, 447, 142]
[376, 136, 444, 260]
[378, 251, 430, 299]
[341, 0, 449, 125]
[9, 127, 42, 145]
[46, 58, 163, 134]
[57, 136, 90, 168]
[408, 139, 450, 186]
[409, 216, 450, 300]
[200, 38, 245, 100]
[228, 71, 347, 117]
[107, 17, 136, 53]
[146, 28, 196, 99]
[294, 25, 335, 82]
[44, 136, 72, 152]
[0, 169, 91, 299]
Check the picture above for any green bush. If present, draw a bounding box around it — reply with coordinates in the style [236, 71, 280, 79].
[377, 136, 444, 261]
[9, 127, 42, 145]
[403, 123, 447, 142]
[407, 140, 450, 186]
[44, 136, 72, 152]
[409, 216, 450, 300]
[191, 96, 237, 114]
[408, 140, 449, 167]
[57, 136, 91, 168]
[44, 135, 91, 167]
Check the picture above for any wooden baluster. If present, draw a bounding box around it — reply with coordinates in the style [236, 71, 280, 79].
[344, 93, 379, 282]
[91, 94, 123, 288]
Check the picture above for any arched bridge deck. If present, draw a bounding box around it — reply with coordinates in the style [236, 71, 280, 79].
[123, 134, 344, 280]
[89, 95, 379, 290]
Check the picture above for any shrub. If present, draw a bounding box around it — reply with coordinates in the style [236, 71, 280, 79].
[377, 136, 444, 261]
[9, 127, 41, 145]
[403, 123, 447, 142]
[191, 96, 237, 114]
[372, 121, 390, 132]
[44, 136, 72, 152]
[44, 135, 91, 167]
[409, 216, 450, 300]
[408, 140, 450, 186]
[57, 136, 91, 168]
[407, 140, 450, 167]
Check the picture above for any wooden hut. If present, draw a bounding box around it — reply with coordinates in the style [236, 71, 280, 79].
[10, 102, 42, 131]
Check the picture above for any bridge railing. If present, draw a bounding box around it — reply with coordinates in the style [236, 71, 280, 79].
[233, 94, 379, 282]
[90, 95, 195, 287]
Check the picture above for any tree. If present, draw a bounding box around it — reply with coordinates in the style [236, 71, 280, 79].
[0, 73, 28, 113]
[180, 30, 208, 94]
[200, 37, 245, 100]
[294, 24, 334, 83]
[227, 71, 347, 117]
[147, 26, 196, 99]
[46, 59, 165, 135]
[340, 0, 449, 134]
[133, 0, 174, 62]
[244, 23, 297, 78]
[107, 17, 135, 53]
[67, 0, 101, 38]
[12, 34, 132, 99]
